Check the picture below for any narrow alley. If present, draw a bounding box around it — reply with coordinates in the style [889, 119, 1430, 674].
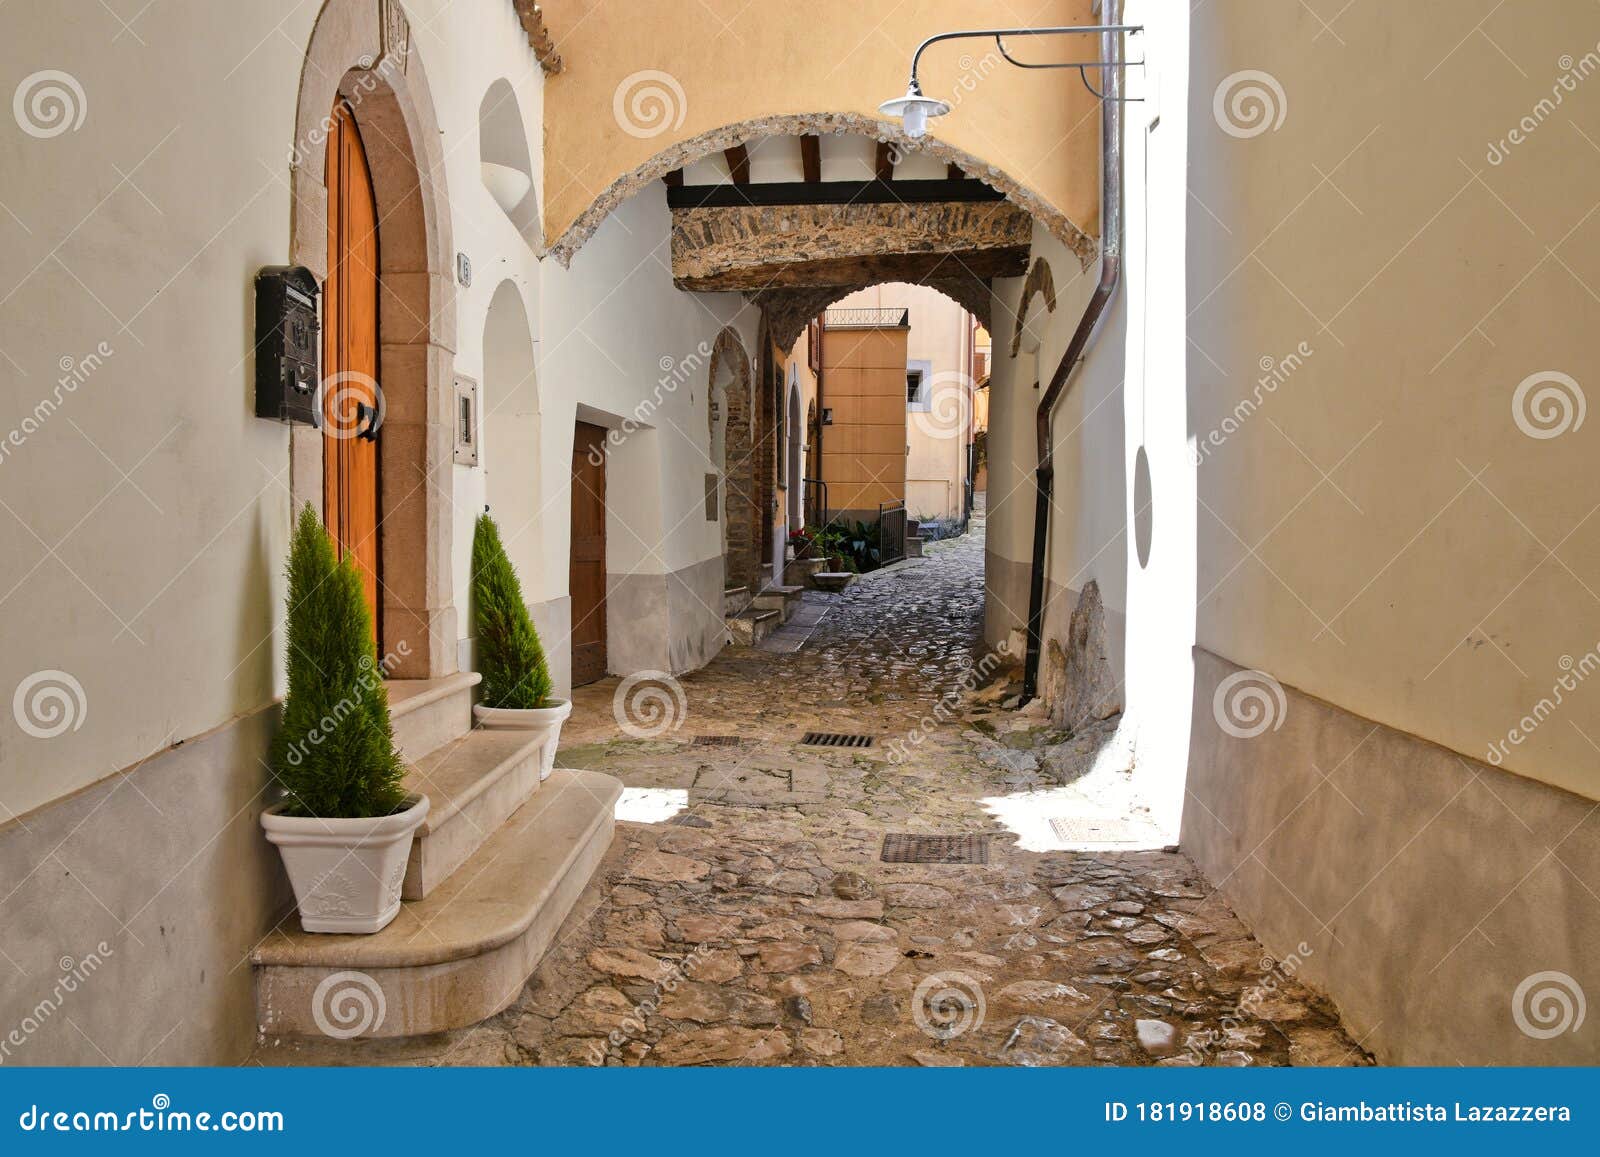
[261, 518, 1367, 1068]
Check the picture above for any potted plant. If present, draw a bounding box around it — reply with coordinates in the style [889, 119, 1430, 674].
[260, 504, 427, 934]
[470, 513, 569, 780]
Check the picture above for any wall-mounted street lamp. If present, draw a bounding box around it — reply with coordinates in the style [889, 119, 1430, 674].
[878, 23, 1144, 138]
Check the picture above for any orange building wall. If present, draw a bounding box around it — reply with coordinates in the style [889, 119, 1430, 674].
[820, 327, 908, 518]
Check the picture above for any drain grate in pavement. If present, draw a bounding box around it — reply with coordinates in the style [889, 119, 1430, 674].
[801, 731, 873, 748]
[881, 833, 990, 864]
[690, 735, 745, 747]
[1049, 815, 1147, 843]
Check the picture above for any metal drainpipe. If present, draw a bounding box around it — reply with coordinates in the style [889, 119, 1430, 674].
[1021, 2, 1126, 702]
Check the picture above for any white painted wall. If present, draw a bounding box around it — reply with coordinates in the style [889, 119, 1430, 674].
[536, 188, 755, 583]
[985, 1, 1195, 832]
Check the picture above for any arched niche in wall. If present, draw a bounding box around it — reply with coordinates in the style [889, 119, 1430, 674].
[483, 279, 543, 596]
[478, 78, 540, 251]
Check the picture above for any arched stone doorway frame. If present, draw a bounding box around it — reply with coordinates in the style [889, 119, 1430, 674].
[785, 367, 803, 530]
[706, 326, 756, 589]
[288, 0, 457, 679]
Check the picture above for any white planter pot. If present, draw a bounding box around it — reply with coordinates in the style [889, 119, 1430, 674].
[260, 794, 430, 934]
[473, 697, 572, 781]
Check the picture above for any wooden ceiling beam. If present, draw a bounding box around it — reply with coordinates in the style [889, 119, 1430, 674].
[800, 135, 821, 184]
[724, 144, 751, 184]
[875, 141, 895, 182]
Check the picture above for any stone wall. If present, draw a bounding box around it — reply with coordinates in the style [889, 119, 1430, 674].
[670, 200, 1032, 290]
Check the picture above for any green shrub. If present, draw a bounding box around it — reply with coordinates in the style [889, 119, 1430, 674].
[271, 503, 407, 818]
[472, 513, 553, 710]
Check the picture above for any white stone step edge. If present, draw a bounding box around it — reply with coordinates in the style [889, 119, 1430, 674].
[401, 730, 544, 900]
[387, 671, 481, 762]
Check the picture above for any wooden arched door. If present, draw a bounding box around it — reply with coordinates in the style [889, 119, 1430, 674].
[323, 99, 382, 638]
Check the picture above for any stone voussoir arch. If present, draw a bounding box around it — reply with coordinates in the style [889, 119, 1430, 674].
[707, 326, 753, 438]
[547, 112, 1096, 271]
[1010, 256, 1058, 357]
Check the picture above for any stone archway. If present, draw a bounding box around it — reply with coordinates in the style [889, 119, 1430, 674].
[548, 113, 1095, 270]
[707, 327, 756, 591]
[288, 0, 456, 679]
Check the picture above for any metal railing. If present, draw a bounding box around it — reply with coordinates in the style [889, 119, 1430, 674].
[822, 307, 910, 329]
[877, 500, 907, 565]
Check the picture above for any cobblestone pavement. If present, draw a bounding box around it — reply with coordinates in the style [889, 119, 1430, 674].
[267, 519, 1369, 1068]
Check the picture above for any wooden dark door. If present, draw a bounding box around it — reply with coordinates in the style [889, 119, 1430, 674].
[570, 423, 608, 686]
[323, 99, 382, 639]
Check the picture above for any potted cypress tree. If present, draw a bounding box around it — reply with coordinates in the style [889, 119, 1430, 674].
[470, 513, 569, 780]
[260, 504, 429, 934]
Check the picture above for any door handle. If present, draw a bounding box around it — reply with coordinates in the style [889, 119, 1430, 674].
[355, 400, 381, 441]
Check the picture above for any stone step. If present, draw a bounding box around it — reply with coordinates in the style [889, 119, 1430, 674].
[726, 607, 781, 645]
[722, 584, 751, 615]
[400, 729, 545, 900]
[253, 768, 622, 1041]
[784, 557, 828, 586]
[752, 583, 805, 622]
[811, 571, 856, 593]
[387, 672, 480, 762]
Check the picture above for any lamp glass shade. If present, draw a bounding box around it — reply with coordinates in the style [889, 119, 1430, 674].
[877, 88, 950, 139]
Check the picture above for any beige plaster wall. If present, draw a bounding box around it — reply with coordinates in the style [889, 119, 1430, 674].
[537, 0, 1100, 251]
[0, 2, 325, 821]
[1186, 1, 1600, 803]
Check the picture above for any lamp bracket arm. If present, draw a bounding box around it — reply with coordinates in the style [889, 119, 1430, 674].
[906, 24, 1143, 90]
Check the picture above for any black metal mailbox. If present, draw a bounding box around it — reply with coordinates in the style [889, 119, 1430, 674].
[254, 265, 321, 425]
